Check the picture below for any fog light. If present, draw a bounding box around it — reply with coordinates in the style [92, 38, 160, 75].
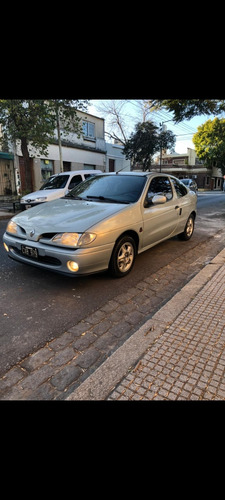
[67, 260, 79, 272]
[3, 242, 9, 252]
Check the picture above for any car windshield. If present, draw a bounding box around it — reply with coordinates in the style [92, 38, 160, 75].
[181, 179, 190, 185]
[40, 175, 69, 190]
[65, 174, 147, 203]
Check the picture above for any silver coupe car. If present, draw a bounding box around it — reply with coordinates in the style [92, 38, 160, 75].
[3, 172, 197, 278]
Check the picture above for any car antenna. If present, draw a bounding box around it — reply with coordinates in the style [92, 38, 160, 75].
[116, 165, 129, 174]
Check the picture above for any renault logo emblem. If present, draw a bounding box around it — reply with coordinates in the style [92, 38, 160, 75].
[30, 229, 35, 237]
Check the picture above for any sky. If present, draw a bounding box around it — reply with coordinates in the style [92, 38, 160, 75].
[87, 100, 216, 155]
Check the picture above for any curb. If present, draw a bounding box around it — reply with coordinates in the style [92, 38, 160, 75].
[0, 212, 13, 220]
[67, 247, 225, 400]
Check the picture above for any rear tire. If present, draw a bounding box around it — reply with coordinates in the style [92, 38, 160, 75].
[109, 236, 136, 278]
[178, 214, 195, 241]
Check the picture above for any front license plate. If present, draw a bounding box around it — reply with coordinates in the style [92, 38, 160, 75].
[21, 245, 38, 259]
[25, 205, 32, 210]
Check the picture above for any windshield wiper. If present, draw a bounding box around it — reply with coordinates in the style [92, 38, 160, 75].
[86, 195, 130, 204]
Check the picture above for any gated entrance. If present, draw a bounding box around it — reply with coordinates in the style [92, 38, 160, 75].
[0, 152, 16, 197]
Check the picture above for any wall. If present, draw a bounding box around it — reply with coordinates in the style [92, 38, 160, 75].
[106, 142, 130, 172]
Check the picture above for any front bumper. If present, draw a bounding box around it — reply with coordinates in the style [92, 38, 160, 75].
[3, 232, 113, 276]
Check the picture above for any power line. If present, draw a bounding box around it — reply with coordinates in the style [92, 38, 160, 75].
[90, 100, 198, 150]
[175, 133, 194, 137]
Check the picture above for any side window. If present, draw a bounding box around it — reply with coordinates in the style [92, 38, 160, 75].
[68, 175, 82, 190]
[171, 178, 188, 198]
[146, 176, 173, 204]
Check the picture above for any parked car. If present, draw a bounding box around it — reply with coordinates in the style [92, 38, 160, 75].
[3, 172, 197, 278]
[181, 178, 198, 192]
[19, 170, 102, 210]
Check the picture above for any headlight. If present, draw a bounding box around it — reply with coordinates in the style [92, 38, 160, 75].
[79, 233, 97, 246]
[51, 232, 96, 247]
[6, 220, 18, 235]
[34, 197, 47, 202]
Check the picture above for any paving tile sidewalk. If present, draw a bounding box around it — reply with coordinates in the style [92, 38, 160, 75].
[108, 263, 225, 400]
[68, 249, 225, 401]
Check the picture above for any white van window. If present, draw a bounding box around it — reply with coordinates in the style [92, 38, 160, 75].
[40, 175, 69, 190]
[68, 175, 82, 190]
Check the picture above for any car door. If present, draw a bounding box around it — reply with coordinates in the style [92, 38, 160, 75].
[141, 176, 178, 249]
[170, 177, 192, 231]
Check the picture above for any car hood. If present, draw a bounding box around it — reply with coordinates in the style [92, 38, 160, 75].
[22, 189, 65, 201]
[14, 197, 127, 236]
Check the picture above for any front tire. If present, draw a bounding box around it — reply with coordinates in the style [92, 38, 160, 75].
[109, 236, 136, 278]
[178, 214, 195, 241]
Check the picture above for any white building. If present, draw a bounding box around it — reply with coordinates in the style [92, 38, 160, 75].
[16, 110, 107, 192]
[106, 141, 130, 172]
[1, 108, 131, 195]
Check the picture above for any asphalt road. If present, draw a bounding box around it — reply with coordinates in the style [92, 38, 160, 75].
[0, 192, 225, 376]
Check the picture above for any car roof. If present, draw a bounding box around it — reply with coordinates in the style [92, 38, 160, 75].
[102, 171, 160, 176]
[104, 172, 190, 185]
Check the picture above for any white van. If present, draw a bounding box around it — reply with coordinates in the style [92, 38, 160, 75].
[20, 170, 102, 210]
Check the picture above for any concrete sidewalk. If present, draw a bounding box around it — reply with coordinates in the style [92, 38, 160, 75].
[68, 248, 225, 401]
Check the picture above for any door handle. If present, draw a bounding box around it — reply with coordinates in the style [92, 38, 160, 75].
[175, 206, 179, 209]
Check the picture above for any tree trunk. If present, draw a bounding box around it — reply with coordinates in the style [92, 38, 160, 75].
[20, 137, 33, 192]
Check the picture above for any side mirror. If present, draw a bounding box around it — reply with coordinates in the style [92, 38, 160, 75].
[152, 194, 167, 205]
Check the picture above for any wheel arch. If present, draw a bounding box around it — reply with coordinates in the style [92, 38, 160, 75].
[113, 230, 139, 254]
[190, 210, 197, 220]
[108, 230, 139, 278]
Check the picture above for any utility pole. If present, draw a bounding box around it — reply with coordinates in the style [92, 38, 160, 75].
[55, 104, 63, 173]
[159, 123, 167, 173]
[159, 119, 174, 173]
[56, 109, 63, 172]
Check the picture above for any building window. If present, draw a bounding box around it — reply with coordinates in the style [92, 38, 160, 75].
[41, 159, 53, 181]
[83, 121, 95, 139]
[63, 161, 71, 172]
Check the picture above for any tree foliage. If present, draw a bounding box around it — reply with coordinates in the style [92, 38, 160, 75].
[0, 100, 52, 150]
[0, 99, 88, 192]
[123, 121, 176, 171]
[150, 99, 225, 123]
[193, 118, 225, 175]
